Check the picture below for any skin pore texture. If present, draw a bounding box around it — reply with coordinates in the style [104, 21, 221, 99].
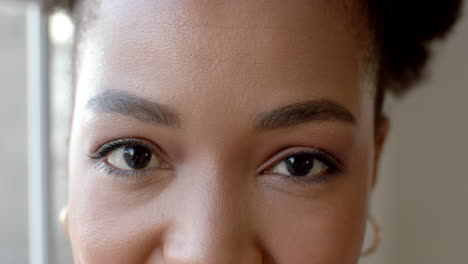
[68, 0, 388, 263]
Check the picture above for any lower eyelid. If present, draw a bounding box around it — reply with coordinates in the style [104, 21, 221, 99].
[95, 153, 173, 178]
[95, 160, 156, 178]
[287, 174, 334, 187]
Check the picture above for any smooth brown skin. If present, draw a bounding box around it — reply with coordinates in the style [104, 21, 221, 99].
[67, 0, 389, 263]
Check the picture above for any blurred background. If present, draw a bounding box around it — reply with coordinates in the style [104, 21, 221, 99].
[0, 0, 466, 263]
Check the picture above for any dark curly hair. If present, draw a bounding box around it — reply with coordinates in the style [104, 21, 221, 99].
[46, 0, 464, 116]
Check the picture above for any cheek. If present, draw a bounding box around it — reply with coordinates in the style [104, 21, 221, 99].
[68, 148, 169, 263]
[256, 143, 372, 263]
[256, 187, 368, 263]
[258, 208, 366, 263]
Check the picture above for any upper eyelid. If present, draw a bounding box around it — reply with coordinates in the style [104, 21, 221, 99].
[89, 138, 166, 160]
[257, 147, 343, 174]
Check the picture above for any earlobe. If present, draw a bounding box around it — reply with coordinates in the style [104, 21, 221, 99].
[372, 116, 390, 188]
[59, 206, 69, 238]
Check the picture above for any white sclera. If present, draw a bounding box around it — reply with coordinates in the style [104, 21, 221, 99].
[107, 146, 162, 170]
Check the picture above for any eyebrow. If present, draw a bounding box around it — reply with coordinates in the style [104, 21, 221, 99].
[86, 90, 181, 127]
[253, 99, 357, 131]
[86, 90, 356, 130]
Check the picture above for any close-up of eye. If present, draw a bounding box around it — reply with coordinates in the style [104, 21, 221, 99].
[261, 148, 343, 184]
[90, 138, 170, 175]
[106, 145, 162, 171]
[271, 153, 329, 177]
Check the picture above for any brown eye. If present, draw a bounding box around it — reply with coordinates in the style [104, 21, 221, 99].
[107, 145, 162, 170]
[122, 146, 152, 169]
[285, 153, 318, 176]
[270, 153, 329, 178]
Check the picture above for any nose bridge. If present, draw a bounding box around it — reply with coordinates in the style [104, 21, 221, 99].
[162, 165, 261, 264]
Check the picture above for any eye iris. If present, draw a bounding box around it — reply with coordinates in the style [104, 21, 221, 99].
[285, 153, 314, 176]
[123, 146, 152, 169]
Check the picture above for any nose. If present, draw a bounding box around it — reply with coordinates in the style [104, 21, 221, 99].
[157, 168, 263, 264]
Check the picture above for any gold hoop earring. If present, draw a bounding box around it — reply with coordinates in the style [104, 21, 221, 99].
[361, 215, 382, 257]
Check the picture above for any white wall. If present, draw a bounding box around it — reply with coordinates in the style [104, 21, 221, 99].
[0, 2, 29, 263]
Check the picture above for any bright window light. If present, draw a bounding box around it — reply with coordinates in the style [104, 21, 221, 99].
[49, 11, 74, 45]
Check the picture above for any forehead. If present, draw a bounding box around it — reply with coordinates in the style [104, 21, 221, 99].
[77, 0, 372, 64]
[74, 0, 375, 124]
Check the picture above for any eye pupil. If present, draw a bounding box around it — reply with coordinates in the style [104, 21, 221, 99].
[285, 153, 314, 176]
[123, 146, 152, 169]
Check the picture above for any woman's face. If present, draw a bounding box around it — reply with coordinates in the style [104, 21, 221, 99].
[68, 0, 386, 263]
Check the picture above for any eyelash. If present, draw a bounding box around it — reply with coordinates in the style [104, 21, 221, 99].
[260, 148, 344, 186]
[90, 138, 344, 184]
[89, 138, 164, 177]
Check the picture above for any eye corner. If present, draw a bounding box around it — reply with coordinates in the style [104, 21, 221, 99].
[258, 167, 273, 175]
[88, 152, 105, 160]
